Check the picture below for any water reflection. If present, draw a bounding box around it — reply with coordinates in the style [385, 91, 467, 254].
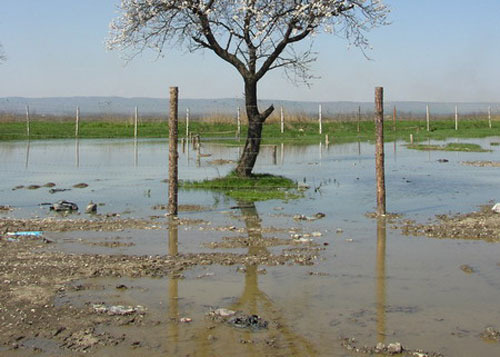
[192, 201, 317, 356]
[25, 140, 30, 169]
[75, 138, 80, 168]
[376, 217, 387, 344]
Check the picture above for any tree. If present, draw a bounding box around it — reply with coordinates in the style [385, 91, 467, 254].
[108, 0, 389, 177]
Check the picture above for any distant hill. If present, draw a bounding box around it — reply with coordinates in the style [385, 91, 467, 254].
[0, 96, 498, 118]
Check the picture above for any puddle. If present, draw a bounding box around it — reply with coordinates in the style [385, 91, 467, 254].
[1, 137, 500, 355]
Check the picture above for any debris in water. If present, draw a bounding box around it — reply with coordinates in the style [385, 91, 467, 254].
[73, 183, 89, 188]
[50, 200, 78, 212]
[86, 201, 97, 214]
[179, 317, 192, 323]
[92, 304, 145, 316]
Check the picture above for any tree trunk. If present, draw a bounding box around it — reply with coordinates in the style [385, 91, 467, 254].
[235, 79, 273, 177]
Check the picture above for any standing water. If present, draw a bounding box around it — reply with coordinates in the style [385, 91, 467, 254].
[1, 137, 500, 356]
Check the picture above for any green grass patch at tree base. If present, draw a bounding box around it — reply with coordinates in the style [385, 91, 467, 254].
[406, 143, 491, 152]
[180, 172, 301, 201]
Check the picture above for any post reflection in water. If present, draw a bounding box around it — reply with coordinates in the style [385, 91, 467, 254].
[133, 138, 138, 167]
[167, 217, 179, 353]
[376, 217, 387, 344]
[25, 140, 30, 169]
[75, 138, 80, 168]
[195, 201, 317, 356]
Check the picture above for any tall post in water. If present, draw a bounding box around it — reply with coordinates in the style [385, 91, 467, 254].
[75, 106, 80, 138]
[134, 106, 138, 139]
[185, 108, 190, 138]
[488, 106, 492, 129]
[168, 87, 179, 216]
[392, 106, 397, 131]
[280, 106, 284, 134]
[357, 105, 361, 133]
[236, 106, 241, 138]
[426, 105, 430, 132]
[319, 104, 323, 135]
[25, 105, 30, 138]
[455, 105, 458, 131]
[375, 87, 386, 216]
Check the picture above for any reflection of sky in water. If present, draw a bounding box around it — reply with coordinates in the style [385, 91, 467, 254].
[3, 137, 500, 356]
[1, 137, 500, 220]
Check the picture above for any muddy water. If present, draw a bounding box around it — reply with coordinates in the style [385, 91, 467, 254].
[2, 137, 500, 356]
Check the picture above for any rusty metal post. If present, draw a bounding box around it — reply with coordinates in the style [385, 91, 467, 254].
[168, 87, 179, 216]
[375, 87, 386, 216]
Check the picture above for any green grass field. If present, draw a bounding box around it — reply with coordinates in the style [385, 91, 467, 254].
[1, 117, 498, 144]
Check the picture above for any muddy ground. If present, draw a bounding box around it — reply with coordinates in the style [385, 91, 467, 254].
[0, 216, 322, 355]
[0, 204, 499, 355]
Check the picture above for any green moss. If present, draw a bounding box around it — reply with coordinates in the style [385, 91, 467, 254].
[407, 143, 491, 152]
[180, 172, 301, 201]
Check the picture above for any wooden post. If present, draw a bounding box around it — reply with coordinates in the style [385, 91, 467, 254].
[455, 105, 458, 131]
[375, 87, 386, 216]
[280, 106, 284, 134]
[134, 106, 138, 138]
[237, 107, 241, 138]
[75, 106, 80, 138]
[426, 105, 430, 132]
[325, 134, 329, 146]
[319, 104, 322, 135]
[25, 105, 30, 138]
[392, 106, 396, 131]
[410, 134, 413, 144]
[185, 108, 190, 138]
[488, 106, 492, 129]
[168, 87, 179, 216]
[357, 106, 361, 133]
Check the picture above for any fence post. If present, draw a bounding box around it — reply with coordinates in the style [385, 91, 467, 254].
[488, 106, 492, 129]
[357, 106, 361, 133]
[168, 87, 179, 216]
[426, 105, 430, 132]
[375, 87, 386, 216]
[237, 106, 241, 138]
[134, 106, 138, 138]
[25, 105, 30, 138]
[280, 106, 284, 134]
[319, 104, 322, 135]
[393, 106, 397, 131]
[455, 105, 458, 131]
[75, 106, 80, 138]
[185, 108, 190, 138]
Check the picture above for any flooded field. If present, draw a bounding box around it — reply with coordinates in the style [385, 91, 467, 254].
[1, 137, 500, 356]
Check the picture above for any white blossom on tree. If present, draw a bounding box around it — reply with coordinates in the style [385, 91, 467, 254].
[108, 0, 389, 176]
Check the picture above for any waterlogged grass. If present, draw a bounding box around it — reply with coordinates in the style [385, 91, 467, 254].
[407, 143, 491, 152]
[181, 172, 301, 201]
[1, 117, 499, 143]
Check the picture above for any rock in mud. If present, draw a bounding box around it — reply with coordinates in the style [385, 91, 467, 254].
[86, 202, 97, 214]
[27, 185, 41, 190]
[228, 314, 268, 330]
[92, 304, 145, 316]
[50, 200, 78, 212]
[480, 327, 500, 342]
[43, 182, 56, 187]
[73, 183, 89, 189]
[459, 264, 475, 274]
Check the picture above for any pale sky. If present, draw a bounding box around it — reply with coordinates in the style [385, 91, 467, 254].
[1, 0, 499, 102]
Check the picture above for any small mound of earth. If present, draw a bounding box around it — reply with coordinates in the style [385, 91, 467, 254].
[462, 161, 500, 167]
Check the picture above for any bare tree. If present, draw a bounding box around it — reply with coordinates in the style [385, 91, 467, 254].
[108, 0, 389, 177]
